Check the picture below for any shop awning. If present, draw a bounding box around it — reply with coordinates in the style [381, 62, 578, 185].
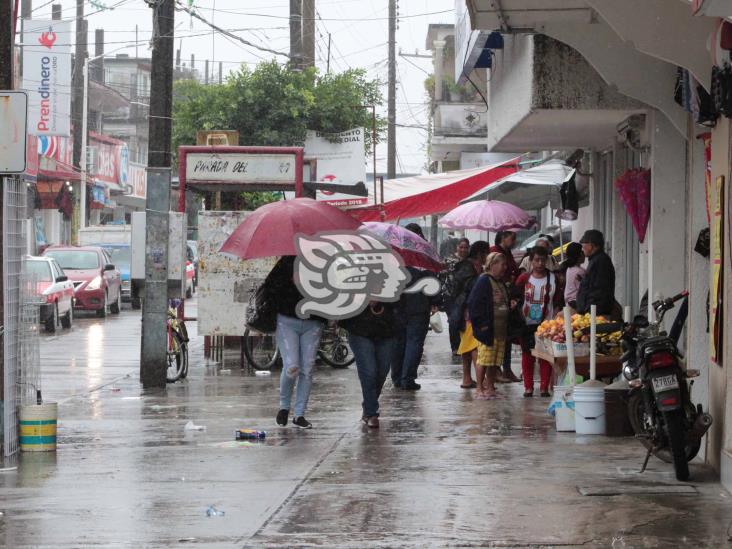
[461, 160, 576, 210]
[38, 166, 81, 182]
[348, 158, 520, 222]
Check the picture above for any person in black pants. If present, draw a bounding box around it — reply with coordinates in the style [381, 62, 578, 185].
[390, 224, 439, 390]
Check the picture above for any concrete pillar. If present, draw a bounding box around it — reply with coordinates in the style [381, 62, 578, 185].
[433, 40, 446, 102]
[113, 206, 125, 223]
[709, 118, 731, 484]
[610, 142, 630, 307]
[646, 110, 686, 323]
[685, 120, 710, 461]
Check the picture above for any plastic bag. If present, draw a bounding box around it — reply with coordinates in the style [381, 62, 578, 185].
[429, 312, 444, 333]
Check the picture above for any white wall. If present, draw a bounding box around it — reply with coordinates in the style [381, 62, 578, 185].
[646, 110, 687, 322]
[685, 120, 710, 460]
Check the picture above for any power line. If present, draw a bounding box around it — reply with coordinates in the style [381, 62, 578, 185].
[174, 1, 290, 58]
[204, 7, 454, 21]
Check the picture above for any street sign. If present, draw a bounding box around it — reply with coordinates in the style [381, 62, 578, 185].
[0, 91, 28, 174]
[304, 128, 367, 206]
[185, 152, 297, 184]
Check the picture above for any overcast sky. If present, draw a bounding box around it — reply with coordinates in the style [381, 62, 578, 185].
[25, 0, 456, 174]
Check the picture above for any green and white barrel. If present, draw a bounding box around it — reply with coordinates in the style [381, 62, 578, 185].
[19, 403, 58, 452]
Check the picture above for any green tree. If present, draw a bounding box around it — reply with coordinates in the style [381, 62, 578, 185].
[172, 62, 384, 209]
[173, 61, 384, 155]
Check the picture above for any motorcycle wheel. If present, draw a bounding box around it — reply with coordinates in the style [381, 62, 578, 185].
[243, 328, 280, 371]
[628, 392, 701, 466]
[663, 409, 690, 481]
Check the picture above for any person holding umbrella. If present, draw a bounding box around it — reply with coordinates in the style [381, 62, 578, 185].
[263, 256, 326, 429]
[219, 197, 364, 429]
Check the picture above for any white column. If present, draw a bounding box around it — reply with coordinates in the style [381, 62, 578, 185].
[685, 119, 709, 461]
[647, 110, 686, 324]
[433, 40, 446, 102]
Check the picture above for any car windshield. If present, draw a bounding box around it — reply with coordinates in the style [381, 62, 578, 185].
[25, 260, 53, 282]
[105, 247, 131, 267]
[45, 250, 100, 270]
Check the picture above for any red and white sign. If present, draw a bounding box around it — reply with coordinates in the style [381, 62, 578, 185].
[304, 128, 367, 206]
[22, 19, 72, 136]
[128, 162, 147, 199]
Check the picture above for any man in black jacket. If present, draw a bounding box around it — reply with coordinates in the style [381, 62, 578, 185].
[576, 230, 615, 316]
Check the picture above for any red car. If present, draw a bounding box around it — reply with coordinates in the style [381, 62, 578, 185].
[43, 246, 123, 317]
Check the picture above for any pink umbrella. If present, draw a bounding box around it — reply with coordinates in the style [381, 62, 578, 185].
[439, 200, 533, 231]
[362, 222, 444, 272]
[614, 168, 651, 243]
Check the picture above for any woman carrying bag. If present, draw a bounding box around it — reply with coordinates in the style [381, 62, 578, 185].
[261, 256, 325, 429]
[514, 246, 564, 398]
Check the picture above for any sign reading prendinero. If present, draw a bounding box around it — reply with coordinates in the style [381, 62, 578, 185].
[22, 19, 71, 136]
[185, 152, 297, 184]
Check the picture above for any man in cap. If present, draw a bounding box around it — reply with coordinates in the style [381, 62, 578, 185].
[576, 229, 615, 316]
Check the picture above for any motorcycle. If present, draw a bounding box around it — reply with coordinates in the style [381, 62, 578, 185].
[614, 290, 713, 481]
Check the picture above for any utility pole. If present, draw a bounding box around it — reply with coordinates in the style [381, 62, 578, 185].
[72, 0, 87, 237]
[0, 0, 14, 425]
[289, 0, 302, 70]
[302, 0, 315, 68]
[326, 33, 331, 74]
[387, 0, 396, 179]
[141, 0, 175, 388]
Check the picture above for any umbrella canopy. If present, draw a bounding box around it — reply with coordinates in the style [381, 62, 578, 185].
[439, 200, 533, 232]
[219, 197, 363, 260]
[461, 160, 575, 210]
[362, 222, 444, 272]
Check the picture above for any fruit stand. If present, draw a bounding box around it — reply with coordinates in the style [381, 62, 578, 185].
[532, 312, 623, 380]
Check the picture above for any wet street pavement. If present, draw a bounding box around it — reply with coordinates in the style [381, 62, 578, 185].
[1, 301, 732, 547]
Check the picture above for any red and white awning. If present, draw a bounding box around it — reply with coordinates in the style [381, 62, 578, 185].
[349, 158, 520, 222]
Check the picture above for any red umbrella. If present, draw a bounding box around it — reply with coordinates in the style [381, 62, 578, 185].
[614, 168, 651, 243]
[219, 198, 363, 259]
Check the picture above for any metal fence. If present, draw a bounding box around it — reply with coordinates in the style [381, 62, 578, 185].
[3, 177, 28, 458]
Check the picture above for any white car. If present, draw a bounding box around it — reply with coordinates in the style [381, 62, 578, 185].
[25, 256, 75, 333]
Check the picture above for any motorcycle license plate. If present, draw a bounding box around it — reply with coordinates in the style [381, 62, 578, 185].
[652, 374, 679, 392]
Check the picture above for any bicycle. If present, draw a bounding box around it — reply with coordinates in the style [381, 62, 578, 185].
[167, 299, 189, 383]
[242, 320, 355, 371]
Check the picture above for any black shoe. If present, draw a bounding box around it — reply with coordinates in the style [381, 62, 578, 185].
[391, 379, 402, 389]
[540, 391, 551, 398]
[293, 416, 312, 429]
[402, 382, 421, 391]
[276, 409, 289, 426]
[523, 391, 533, 398]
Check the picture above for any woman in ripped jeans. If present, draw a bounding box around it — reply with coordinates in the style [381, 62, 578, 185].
[264, 256, 324, 429]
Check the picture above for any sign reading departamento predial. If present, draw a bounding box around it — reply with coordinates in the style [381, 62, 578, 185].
[22, 19, 72, 136]
[185, 153, 297, 184]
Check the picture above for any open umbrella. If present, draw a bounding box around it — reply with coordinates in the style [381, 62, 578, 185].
[439, 200, 533, 231]
[361, 222, 444, 272]
[219, 198, 363, 260]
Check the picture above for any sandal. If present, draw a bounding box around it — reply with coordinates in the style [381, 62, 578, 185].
[460, 381, 477, 389]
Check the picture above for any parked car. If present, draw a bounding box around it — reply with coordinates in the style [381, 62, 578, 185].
[101, 244, 132, 302]
[25, 256, 74, 333]
[43, 246, 122, 317]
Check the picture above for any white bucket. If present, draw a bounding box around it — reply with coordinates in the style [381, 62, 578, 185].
[573, 386, 605, 435]
[552, 385, 575, 432]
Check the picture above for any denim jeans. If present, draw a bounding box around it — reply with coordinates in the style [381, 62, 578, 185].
[349, 334, 395, 417]
[390, 315, 429, 386]
[276, 314, 323, 417]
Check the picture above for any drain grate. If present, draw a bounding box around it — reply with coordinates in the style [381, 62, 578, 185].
[578, 484, 698, 496]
